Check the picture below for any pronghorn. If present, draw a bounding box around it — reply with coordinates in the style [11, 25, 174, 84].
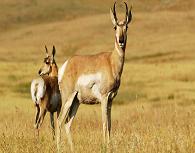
[30, 46, 61, 139]
[56, 2, 132, 151]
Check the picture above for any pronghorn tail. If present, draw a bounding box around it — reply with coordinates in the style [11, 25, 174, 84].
[30, 78, 46, 104]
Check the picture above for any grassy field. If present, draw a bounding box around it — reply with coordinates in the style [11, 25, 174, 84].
[0, 0, 195, 152]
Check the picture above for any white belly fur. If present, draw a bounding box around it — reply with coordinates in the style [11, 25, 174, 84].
[76, 73, 102, 103]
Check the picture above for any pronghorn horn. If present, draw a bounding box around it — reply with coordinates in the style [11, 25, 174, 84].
[113, 2, 118, 23]
[124, 2, 128, 20]
[45, 45, 49, 57]
[52, 45, 56, 57]
[124, 2, 132, 24]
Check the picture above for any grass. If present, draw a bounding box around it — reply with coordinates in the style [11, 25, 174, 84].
[0, 98, 195, 153]
[0, 0, 195, 152]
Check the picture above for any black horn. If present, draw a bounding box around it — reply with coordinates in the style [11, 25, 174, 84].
[124, 2, 132, 24]
[45, 45, 49, 57]
[124, 2, 128, 17]
[52, 45, 56, 57]
[112, 2, 118, 22]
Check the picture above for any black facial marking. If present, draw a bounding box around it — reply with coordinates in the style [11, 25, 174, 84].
[44, 57, 51, 64]
[44, 57, 48, 62]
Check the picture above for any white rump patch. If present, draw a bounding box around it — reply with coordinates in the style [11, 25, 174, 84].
[58, 60, 68, 83]
[77, 73, 102, 100]
[31, 78, 46, 104]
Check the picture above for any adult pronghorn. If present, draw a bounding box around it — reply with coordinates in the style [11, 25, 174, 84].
[57, 2, 132, 151]
[31, 46, 61, 139]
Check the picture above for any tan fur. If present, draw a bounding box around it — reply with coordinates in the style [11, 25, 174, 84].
[40, 76, 61, 112]
[31, 46, 61, 140]
[56, 3, 132, 151]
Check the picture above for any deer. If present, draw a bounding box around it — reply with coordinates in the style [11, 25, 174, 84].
[30, 46, 61, 140]
[56, 2, 132, 151]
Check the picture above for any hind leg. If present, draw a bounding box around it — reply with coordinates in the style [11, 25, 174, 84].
[56, 91, 77, 152]
[35, 107, 47, 129]
[34, 104, 40, 128]
[34, 104, 41, 138]
[64, 98, 80, 151]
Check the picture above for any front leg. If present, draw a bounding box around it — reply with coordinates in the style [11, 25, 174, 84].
[101, 95, 112, 144]
[107, 98, 112, 143]
[50, 112, 55, 140]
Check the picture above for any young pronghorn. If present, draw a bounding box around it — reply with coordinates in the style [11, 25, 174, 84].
[31, 46, 61, 139]
[56, 2, 132, 151]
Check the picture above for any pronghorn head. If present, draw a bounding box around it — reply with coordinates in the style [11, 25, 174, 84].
[38, 46, 57, 76]
[110, 2, 132, 50]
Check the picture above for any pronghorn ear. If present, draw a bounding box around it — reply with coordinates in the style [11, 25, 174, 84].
[127, 6, 132, 24]
[45, 45, 49, 57]
[110, 8, 117, 26]
[52, 45, 56, 57]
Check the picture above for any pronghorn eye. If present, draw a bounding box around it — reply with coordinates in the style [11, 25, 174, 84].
[113, 26, 117, 30]
[46, 61, 50, 64]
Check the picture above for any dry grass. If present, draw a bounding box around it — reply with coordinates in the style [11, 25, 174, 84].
[1, 98, 195, 153]
[0, 0, 195, 152]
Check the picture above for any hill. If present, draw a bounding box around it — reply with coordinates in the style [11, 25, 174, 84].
[1, 0, 195, 31]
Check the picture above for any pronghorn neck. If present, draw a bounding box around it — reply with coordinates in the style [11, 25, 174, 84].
[49, 63, 58, 77]
[111, 38, 126, 79]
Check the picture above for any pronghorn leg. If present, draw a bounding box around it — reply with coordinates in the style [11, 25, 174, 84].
[64, 98, 80, 151]
[101, 95, 112, 144]
[36, 108, 47, 129]
[34, 104, 40, 128]
[34, 104, 40, 138]
[56, 91, 78, 152]
[101, 98, 108, 144]
[57, 98, 62, 118]
[57, 106, 61, 118]
[107, 99, 112, 143]
[50, 112, 55, 140]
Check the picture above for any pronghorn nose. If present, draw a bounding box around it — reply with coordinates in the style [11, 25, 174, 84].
[119, 37, 124, 43]
[38, 69, 41, 75]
